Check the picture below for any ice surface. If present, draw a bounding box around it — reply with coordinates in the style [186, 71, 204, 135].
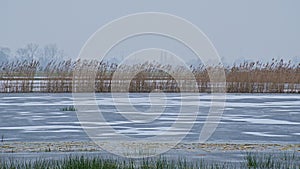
[0, 93, 299, 143]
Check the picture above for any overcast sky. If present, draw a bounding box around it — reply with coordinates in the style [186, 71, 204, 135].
[1, 0, 300, 65]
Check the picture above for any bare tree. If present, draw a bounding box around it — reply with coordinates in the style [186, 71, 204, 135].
[0, 47, 11, 63]
[39, 44, 64, 66]
[44, 44, 63, 60]
[16, 43, 39, 61]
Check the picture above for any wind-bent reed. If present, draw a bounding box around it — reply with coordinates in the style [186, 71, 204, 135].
[0, 59, 299, 93]
[225, 59, 300, 93]
[0, 60, 39, 92]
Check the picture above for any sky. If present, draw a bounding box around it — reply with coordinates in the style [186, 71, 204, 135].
[1, 0, 300, 65]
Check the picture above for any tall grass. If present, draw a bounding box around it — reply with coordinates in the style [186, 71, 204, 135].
[244, 152, 299, 169]
[42, 59, 74, 93]
[0, 152, 299, 169]
[0, 60, 39, 92]
[225, 59, 300, 93]
[0, 59, 299, 93]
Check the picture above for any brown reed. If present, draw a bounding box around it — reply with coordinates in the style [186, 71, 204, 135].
[0, 59, 299, 93]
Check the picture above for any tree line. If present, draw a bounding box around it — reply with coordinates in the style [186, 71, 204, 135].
[0, 43, 65, 68]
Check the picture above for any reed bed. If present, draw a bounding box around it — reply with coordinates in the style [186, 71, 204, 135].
[0, 59, 299, 93]
[225, 59, 300, 93]
[42, 59, 74, 93]
[0, 60, 39, 92]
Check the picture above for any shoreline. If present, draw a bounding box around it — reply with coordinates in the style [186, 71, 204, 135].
[1, 141, 299, 153]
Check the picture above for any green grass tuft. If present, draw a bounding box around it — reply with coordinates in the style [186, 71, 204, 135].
[60, 105, 76, 111]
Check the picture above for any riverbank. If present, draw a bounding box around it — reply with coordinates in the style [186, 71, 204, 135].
[1, 141, 299, 153]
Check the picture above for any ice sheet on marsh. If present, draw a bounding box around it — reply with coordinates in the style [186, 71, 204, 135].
[0, 93, 298, 144]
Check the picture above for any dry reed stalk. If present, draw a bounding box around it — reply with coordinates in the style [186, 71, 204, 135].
[0, 59, 299, 93]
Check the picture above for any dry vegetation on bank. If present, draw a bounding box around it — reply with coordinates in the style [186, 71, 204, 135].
[0, 59, 299, 93]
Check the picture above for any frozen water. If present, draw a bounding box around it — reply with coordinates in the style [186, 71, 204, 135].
[0, 93, 299, 144]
